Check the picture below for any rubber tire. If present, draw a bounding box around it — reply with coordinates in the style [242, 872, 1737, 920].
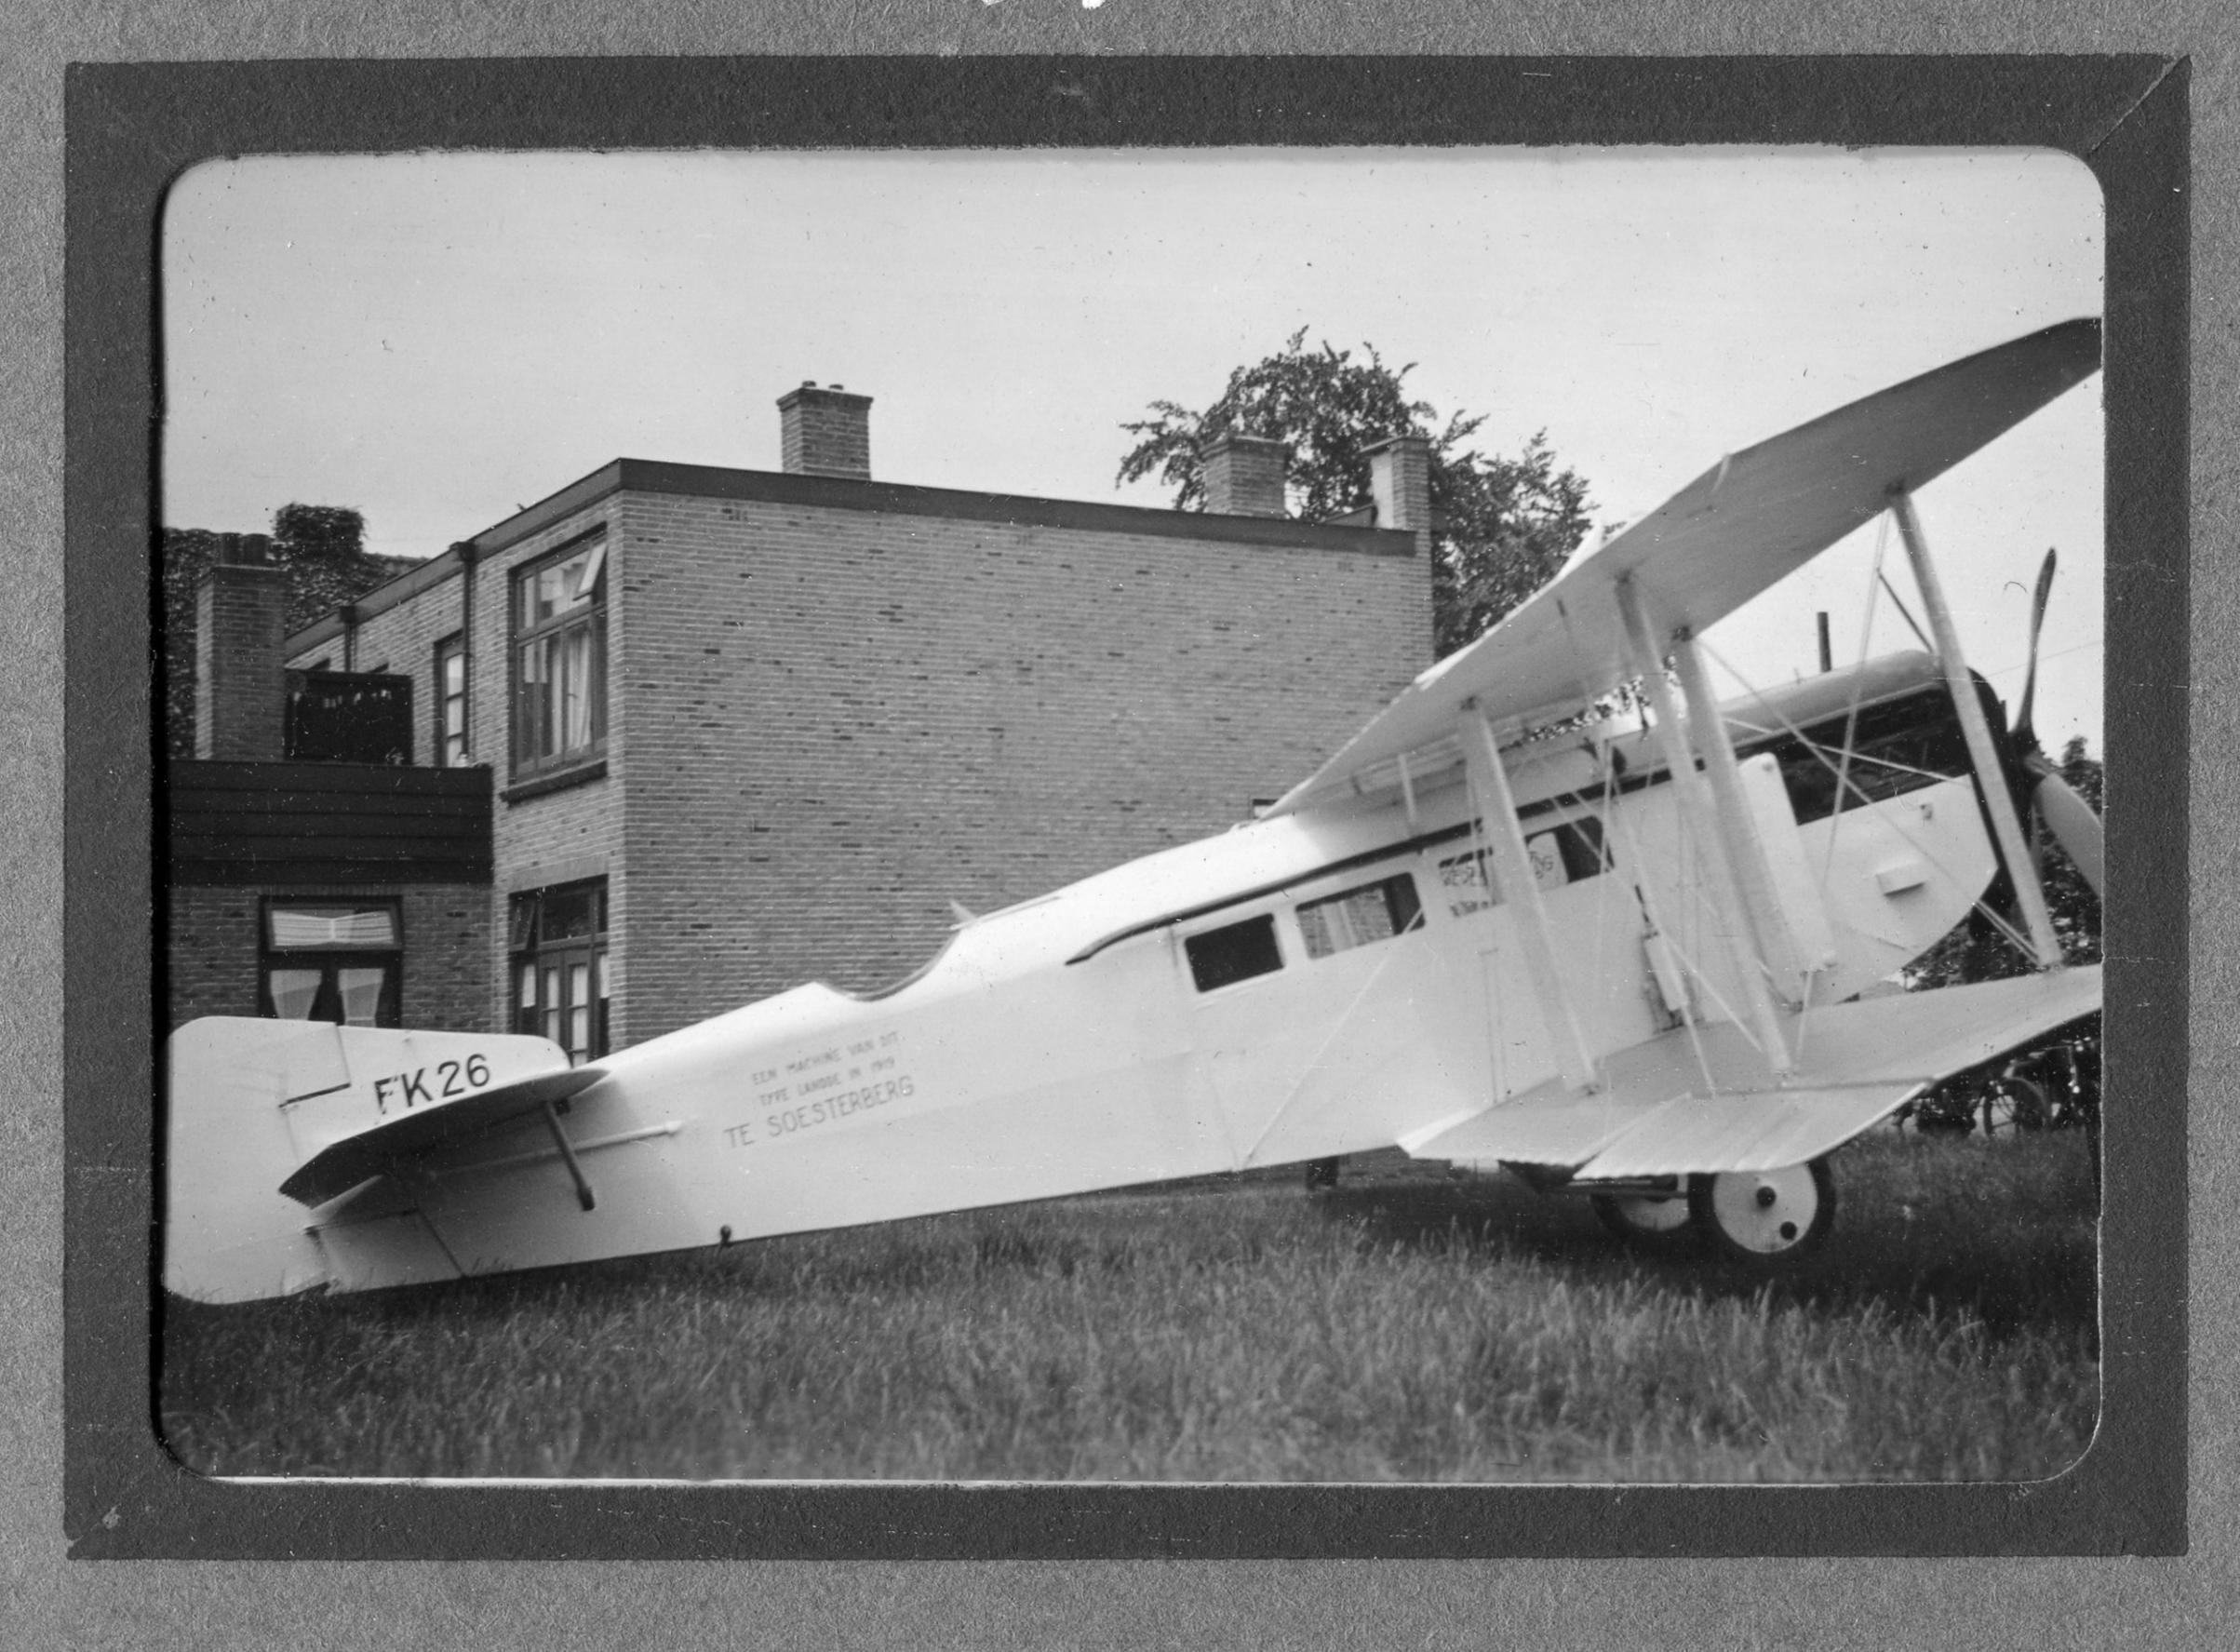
[1689, 1159, 1836, 1267]
[1591, 1188, 1700, 1256]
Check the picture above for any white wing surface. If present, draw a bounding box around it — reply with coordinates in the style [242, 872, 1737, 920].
[1406, 965, 2102, 1179]
[1270, 316, 2103, 816]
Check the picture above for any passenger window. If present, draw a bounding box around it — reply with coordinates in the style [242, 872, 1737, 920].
[1525, 816, 1610, 890]
[1185, 915, 1283, 992]
[1296, 874, 1424, 960]
[1438, 816, 1609, 915]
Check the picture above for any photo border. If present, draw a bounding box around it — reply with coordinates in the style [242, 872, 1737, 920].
[65, 53, 2188, 1558]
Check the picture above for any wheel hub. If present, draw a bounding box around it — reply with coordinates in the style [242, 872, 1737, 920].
[1703, 1164, 1825, 1256]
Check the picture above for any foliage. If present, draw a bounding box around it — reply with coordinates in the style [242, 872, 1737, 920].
[1117, 330, 1595, 657]
[162, 1136, 2098, 1482]
[161, 504, 414, 757]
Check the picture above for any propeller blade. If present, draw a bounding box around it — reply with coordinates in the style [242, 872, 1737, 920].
[2034, 769, 2104, 902]
[2015, 546, 2057, 745]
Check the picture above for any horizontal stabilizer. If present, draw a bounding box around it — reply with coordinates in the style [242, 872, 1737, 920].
[1407, 965, 2100, 1179]
[279, 1062, 604, 1207]
[165, 1016, 588, 1301]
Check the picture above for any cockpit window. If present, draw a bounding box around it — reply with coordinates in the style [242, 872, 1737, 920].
[1437, 816, 1609, 918]
[1185, 914, 1283, 992]
[1296, 873, 1424, 960]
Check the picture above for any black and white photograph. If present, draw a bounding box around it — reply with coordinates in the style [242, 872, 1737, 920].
[150, 140, 2120, 1487]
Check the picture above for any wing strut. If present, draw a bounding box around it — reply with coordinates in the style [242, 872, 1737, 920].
[1462, 707, 1601, 1092]
[1887, 489, 2064, 971]
[1667, 625, 1811, 1002]
[1615, 574, 1795, 1078]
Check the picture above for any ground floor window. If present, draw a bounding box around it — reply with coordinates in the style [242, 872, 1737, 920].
[510, 880, 609, 1064]
[262, 899, 402, 1027]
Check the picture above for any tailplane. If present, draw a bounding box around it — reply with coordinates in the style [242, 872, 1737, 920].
[164, 1016, 583, 1303]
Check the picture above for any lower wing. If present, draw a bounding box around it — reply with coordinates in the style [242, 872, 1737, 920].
[1402, 965, 2101, 1179]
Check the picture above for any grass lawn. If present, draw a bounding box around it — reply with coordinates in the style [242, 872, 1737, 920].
[158, 1126, 2101, 1483]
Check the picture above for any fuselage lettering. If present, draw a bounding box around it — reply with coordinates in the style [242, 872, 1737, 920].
[765, 1074, 916, 1138]
[367, 1054, 494, 1116]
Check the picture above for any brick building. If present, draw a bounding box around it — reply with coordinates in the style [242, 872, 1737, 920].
[263, 384, 1435, 1058]
[168, 535, 494, 1036]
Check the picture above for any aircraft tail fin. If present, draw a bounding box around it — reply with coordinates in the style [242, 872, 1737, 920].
[165, 1016, 584, 1303]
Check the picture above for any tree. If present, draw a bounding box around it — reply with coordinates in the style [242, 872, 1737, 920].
[1117, 329, 1595, 657]
[161, 504, 414, 757]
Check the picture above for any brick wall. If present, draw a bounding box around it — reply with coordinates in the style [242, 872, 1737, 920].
[288, 512, 627, 1039]
[475, 507, 627, 1036]
[611, 489, 1429, 1039]
[275, 472, 1429, 1051]
[195, 560, 288, 759]
[167, 883, 491, 1034]
[168, 886, 262, 1028]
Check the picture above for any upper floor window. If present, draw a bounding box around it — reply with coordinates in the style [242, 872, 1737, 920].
[512, 536, 607, 780]
[435, 633, 467, 767]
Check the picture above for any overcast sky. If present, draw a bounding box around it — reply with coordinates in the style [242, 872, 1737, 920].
[162, 147, 2103, 752]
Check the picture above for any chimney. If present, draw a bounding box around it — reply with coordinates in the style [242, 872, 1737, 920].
[777, 383, 873, 479]
[194, 532, 286, 760]
[1365, 434, 1433, 553]
[1200, 432, 1290, 517]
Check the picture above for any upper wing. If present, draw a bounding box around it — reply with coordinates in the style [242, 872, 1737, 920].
[1269, 316, 2104, 816]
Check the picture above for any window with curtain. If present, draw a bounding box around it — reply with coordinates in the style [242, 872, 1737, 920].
[509, 880, 610, 1065]
[261, 900, 402, 1027]
[511, 535, 607, 780]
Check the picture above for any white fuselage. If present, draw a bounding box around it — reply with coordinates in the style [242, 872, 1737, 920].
[301, 657, 1998, 1292]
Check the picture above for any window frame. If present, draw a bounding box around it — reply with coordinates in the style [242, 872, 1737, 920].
[1183, 911, 1286, 995]
[1294, 871, 1425, 961]
[1436, 814, 1611, 919]
[509, 880, 610, 1065]
[435, 631, 468, 768]
[258, 897, 404, 1028]
[509, 531, 609, 785]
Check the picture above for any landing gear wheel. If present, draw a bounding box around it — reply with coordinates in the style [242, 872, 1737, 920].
[1591, 1188, 1699, 1256]
[1689, 1160, 1836, 1266]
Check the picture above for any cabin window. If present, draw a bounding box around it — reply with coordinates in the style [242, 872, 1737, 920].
[511, 534, 607, 782]
[1185, 914, 1283, 992]
[1296, 873, 1424, 960]
[261, 899, 402, 1027]
[1527, 816, 1611, 887]
[1437, 817, 1609, 916]
[510, 880, 610, 1064]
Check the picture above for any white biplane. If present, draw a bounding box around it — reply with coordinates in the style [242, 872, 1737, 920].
[168, 318, 2107, 1302]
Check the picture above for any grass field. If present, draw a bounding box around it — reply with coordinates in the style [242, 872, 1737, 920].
[158, 1127, 2101, 1483]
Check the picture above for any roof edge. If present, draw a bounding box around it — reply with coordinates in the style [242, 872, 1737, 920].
[284, 460, 1415, 653]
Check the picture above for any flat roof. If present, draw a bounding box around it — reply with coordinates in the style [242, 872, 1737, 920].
[285, 458, 1419, 655]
